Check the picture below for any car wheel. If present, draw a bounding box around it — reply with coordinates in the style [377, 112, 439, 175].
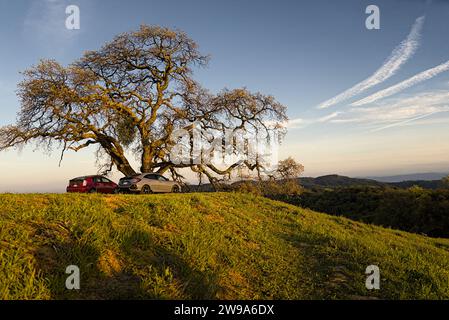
[89, 188, 97, 194]
[114, 188, 120, 194]
[141, 185, 152, 194]
[172, 185, 181, 193]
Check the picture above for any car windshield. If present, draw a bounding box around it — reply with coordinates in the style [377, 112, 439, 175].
[124, 174, 140, 179]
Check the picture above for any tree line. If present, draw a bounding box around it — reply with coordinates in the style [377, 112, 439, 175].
[274, 185, 449, 238]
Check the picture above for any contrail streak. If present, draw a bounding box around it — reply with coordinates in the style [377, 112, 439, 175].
[370, 110, 443, 132]
[352, 60, 449, 106]
[317, 16, 425, 109]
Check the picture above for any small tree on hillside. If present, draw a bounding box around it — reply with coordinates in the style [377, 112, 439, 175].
[276, 157, 304, 180]
[443, 176, 449, 188]
[261, 157, 304, 197]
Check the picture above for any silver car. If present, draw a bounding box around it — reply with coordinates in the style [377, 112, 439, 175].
[118, 173, 182, 194]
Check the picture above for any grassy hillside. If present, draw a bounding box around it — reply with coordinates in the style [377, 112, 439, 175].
[1, 193, 449, 300]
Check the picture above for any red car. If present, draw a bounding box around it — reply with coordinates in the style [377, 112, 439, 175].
[66, 175, 118, 194]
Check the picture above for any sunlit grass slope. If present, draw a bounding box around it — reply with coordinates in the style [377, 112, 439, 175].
[1, 193, 448, 300]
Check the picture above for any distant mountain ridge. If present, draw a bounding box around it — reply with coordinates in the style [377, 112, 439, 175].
[299, 175, 384, 188]
[185, 173, 448, 191]
[298, 174, 446, 190]
[366, 172, 448, 183]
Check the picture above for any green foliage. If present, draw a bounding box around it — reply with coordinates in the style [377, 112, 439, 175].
[115, 116, 137, 147]
[443, 176, 449, 188]
[231, 179, 303, 197]
[281, 187, 449, 238]
[1, 193, 449, 300]
[276, 157, 304, 180]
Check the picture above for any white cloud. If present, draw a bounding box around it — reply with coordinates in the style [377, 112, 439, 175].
[400, 115, 449, 127]
[282, 117, 307, 129]
[369, 111, 442, 132]
[351, 60, 449, 106]
[282, 114, 335, 129]
[317, 112, 341, 123]
[317, 16, 425, 109]
[327, 91, 449, 131]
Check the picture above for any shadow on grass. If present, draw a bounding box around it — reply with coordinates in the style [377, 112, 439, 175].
[120, 229, 222, 299]
[33, 241, 145, 299]
[32, 224, 221, 299]
[275, 226, 364, 300]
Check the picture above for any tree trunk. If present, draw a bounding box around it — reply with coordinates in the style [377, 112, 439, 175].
[117, 162, 136, 177]
[99, 138, 137, 177]
[140, 145, 152, 173]
[110, 152, 136, 177]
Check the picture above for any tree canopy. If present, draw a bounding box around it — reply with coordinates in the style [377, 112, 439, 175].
[444, 176, 449, 188]
[0, 25, 288, 184]
[275, 157, 304, 180]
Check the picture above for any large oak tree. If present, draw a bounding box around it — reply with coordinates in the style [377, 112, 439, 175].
[0, 25, 288, 184]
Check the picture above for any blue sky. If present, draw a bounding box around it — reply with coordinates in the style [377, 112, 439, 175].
[1, 0, 449, 192]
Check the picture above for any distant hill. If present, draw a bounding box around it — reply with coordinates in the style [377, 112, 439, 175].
[185, 174, 447, 191]
[184, 175, 384, 192]
[367, 172, 448, 183]
[299, 175, 384, 189]
[299, 174, 446, 190]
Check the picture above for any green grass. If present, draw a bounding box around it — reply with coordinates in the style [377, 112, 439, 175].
[1, 192, 449, 300]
